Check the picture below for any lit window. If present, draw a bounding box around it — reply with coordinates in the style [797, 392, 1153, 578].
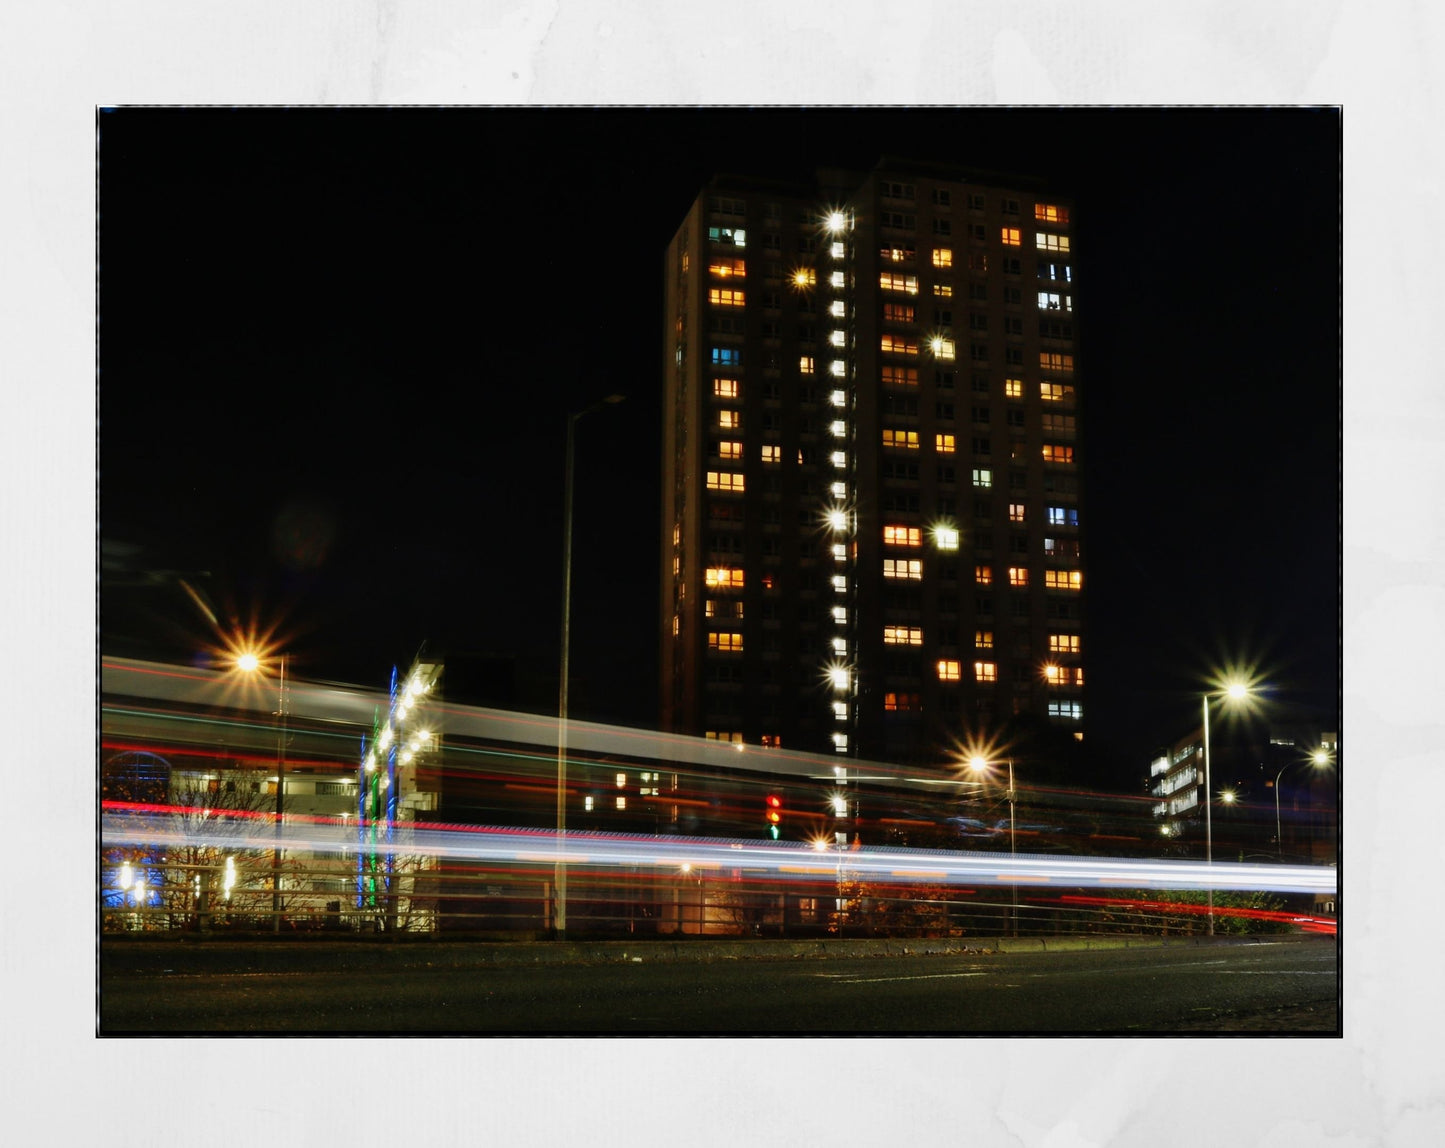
[704, 600, 743, 620]
[1038, 291, 1072, 312]
[705, 567, 744, 589]
[1035, 204, 1069, 224]
[829, 360, 846, 377]
[1042, 444, 1075, 465]
[883, 558, 923, 580]
[936, 433, 956, 454]
[1001, 227, 1021, 246]
[934, 283, 953, 298]
[708, 632, 744, 652]
[800, 356, 815, 375]
[584, 796, 594, 811]
[718, 441, 743, 460]
[937, 660, 961, 682]
[1047, 506, 1079, 528]
[882, 365, 919, 388]
[929, 336, 956, 360]
[830, 271, 846, 289]
[616, 796, 627, 810]
[1040, 352, 1074, 373]
[1049, 634, 1080, 654]
[713, 378, 739, 399]
[882, 302, 915, 324]
[761, 734, 781, 748]
[710, 259, 746, 279]
[793, 268, 816, 288]
[706, 731, 744, 743]
[879, 272, 919, 295]
[932, 248, 953, 268]
[708, 225, 746, 246]
[975, 661, 997, 682]
[1048, 701, 1083, 720]
[719, 410, 740, 429]
[884, 626, 923, 646]
[975, 629, 994, 649]
[972, 468, 993, 488]
[882, 429, 921, 450]
[706, 471, 745, 492]
[975, 565, 992, 585]
[1008, 503, 1026, 523]
[880, 335, 919, 356]
[1008, 566, 1029, 587]
[712, 348, 741, 367]
[1004, 378, 1024, 399]
[934, 526, 960, 550]
[883, 525, 922, 547]
[1036, 232, 1070, 253]
[1041, 382, 1074, 403]
[616, 772, 627, 788]
[829, 330, 846, 348]
[709, 288, 745, 307]
[884, 692, 921, 712]
[1045, 569, 1083, 591]
[761, 444, 781, 464]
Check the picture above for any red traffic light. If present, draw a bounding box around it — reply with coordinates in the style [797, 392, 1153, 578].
[766, 794, 782, 824]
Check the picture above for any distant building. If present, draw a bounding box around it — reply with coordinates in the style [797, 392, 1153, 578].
[661, 161, 1085, 767]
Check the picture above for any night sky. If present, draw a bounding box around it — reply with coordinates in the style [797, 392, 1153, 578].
[98, 107, 1341, 791]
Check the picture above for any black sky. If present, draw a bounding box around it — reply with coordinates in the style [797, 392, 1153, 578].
[98, 107, 1341, 789]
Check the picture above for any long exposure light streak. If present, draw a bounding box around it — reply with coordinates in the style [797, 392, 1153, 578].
[100, 804, 1336, 896]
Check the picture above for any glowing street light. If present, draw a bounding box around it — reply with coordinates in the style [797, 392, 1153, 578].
[1202, 679, 1257, 935]
[1274, 746, 1334, 859]
[236, 646, 288, 932]
[967, 753, 1018, 937]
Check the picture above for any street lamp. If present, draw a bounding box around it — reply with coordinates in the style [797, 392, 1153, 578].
[1202, 681, 1252, 936]
[556, 393, 626, 940]
[238, 648, 288, 932]
[1274, 747, 1333, 859]
[968, 754, 1017, 938]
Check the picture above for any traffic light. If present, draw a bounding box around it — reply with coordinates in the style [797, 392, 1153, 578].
[765, 793, 782, 839]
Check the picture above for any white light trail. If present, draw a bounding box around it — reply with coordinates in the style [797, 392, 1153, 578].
[100, 810, 1336, 896]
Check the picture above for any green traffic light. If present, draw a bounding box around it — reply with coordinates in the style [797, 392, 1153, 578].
[768, 825, 780, 840]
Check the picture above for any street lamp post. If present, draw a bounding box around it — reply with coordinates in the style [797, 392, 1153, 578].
[237, 649, 287, 933]
[1202, 682, 1249, 936]
[556, 394, 625, 940]
[969, 755, 1018, 938]
[1275, 748, 1332, 859]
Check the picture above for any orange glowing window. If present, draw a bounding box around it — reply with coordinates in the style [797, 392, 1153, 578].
[705, 567, 744, 590]
[1041, 382, 1074, 403]
[1049, 634, 1080, 654]
[975, 629, 994, 649]
[937, 660, 961, 682]
[936, 433, 956, 454]
[717, 441, 743, 460]
[708, 632, 743, 652]
[709, 287, 745, 307]
[709, 259, 746, 279]
[975, 661, 997, 682]
[879, 272, 919, 295]
[706, 471, 745, 492]
[883, 525, 922, 547]
[1008, 566, 1029, 587]
[1045, 569, 1083, 591]
[975, 565, 992, 586]
[713, 378, 740, 399]
[883, 626, 923, 645]
[761, 444, 781, 464]
[1035, 204, 1069, 224]
[1004, 378, 1024, 399]
[800, 356, 815, 375]
[1042, 444, 1075, 465]
[1001, 228, 1021, 246]
[884, 692, 921, 712]
[882, 429, 920, 450]
[1008, 503, 1026, 523]
[880, 335, 919, 356]
[932, 247, 953, 268]
[1040, 352, 1074, 373]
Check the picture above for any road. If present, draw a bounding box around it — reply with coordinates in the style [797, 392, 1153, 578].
[100, 935, 1337, 1034]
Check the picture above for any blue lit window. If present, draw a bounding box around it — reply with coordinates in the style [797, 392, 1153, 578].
[712, 347, 741, 367]
[1046, 506, 1079, 527]
[708, 226, 746, 248]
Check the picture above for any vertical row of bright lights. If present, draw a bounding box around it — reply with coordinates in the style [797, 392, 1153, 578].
[824, 208, 853, 755]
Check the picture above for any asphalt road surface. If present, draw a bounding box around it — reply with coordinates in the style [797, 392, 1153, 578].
[100, 936, 1337, 1034]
